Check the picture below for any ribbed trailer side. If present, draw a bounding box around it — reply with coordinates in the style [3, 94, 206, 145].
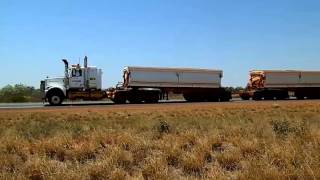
[125, 66, 222, 88]
[258, 70, 320, 88]
[241, 70, 320, 100]
[300, 71, 320, 86]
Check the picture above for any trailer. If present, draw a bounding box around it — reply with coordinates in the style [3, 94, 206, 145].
[240, 70, 320, 100]
[107, 66, 231, 103]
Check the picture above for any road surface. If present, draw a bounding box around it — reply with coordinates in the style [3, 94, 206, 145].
[1, 98, 318, 110]
[0, 99, 186, 109]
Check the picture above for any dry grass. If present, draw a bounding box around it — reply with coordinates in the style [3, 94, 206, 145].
[0, 102, 320, 179]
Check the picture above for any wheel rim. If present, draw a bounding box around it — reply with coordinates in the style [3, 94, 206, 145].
[51, 96, 61, 104]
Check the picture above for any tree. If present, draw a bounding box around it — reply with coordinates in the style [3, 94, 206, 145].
[0, 84, 43, 103]
[225, 86, 245, 94]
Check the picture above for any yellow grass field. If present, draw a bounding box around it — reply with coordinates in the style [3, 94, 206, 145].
[0, 101, 319, 179]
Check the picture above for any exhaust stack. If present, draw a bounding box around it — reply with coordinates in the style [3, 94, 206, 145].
[62, 59, 69, 78]
[84, 56, 88, 68]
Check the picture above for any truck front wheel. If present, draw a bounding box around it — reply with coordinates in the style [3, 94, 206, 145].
[48, 93, 64, 106]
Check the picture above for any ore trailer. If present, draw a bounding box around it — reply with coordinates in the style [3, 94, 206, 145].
[240, 70, 320, 100]
[106, 66, 231, 103]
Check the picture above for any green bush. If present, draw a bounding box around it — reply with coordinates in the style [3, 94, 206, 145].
[0, 84, 43, 103]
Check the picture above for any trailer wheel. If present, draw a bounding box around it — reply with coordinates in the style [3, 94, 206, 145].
[241, 96, 250, 100]
[145, 94, 159, 103]
[275, 96, 284, 100]
[296, 95, 304, 100]
[220, 97, 230, 102]
[113, 93, 126, 104]
[183, 94, 192, 102]
[113, 97, 126, 104]
[253, 96, 262, 101]
[295, 92, 305, 100]
[183, 94, 202, 102]
[252, 92, 262, 101]
[275, 92, 288, 100]
[208, 96, 219, 102]
[307, 95, 319, 99]
[128, 96, 142, 104]
[145, 97, 159, 103]
[144, 91, 160, 103]
[219, 90, 231, 102]
[264, 94, 274, 100]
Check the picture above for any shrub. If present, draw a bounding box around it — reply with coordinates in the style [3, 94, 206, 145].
[0, 84, 42, 103]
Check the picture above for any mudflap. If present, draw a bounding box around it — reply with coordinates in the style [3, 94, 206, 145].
[219, 88, 232, 102]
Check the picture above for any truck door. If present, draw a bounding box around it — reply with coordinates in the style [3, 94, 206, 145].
[69, 68, 85, 89]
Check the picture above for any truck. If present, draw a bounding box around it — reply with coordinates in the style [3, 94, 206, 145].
[239, 70, 320, 100]
[106, 66, 231, 103]
[41, 56, 107, 105]
[41, 57, 231, 105]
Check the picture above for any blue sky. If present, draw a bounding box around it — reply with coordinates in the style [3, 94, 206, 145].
[1, 0, 320, 88]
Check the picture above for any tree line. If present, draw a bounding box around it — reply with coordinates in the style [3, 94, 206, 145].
[225, 86, 245, 94]
[0, 84, 43, 103]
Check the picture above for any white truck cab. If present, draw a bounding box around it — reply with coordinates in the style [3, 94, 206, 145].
[69, 65, 85, 89]
[41, 56, 103, 105]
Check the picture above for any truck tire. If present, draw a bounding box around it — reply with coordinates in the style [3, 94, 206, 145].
[241, 96, 250, 100]
[110, 90, 128, 104]
[153, 91, 161, 103]
[239, 91, 251, 100]
[128, 96, 142, 104]
[145, 93, 159, 103]
[145, 97, 158, 103]
[264, 96, 274, 100]
[275, 95, 284, 100]
[263, 91, 274, 100]
[252, 91, 262, 101]
[275, 91, 288, 100]
[113, 95, 127, 104]
[128, 89, 159, 104]
[208, 96, 219, 102]
[307, 95, 319, 99]
[183, 94, 202, 102]
[219, 89, 231, 102]
[113, 98, 126, 104]
[296, 95, 304, 100]
[220, 96, 230, 102]
[295, 91, 305, 100]
[48, 92, 64, 106]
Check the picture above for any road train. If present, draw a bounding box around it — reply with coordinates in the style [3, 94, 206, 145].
[40, 57, 320, 105]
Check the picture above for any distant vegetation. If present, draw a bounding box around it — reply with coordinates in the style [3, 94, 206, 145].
[225, 86, 245, 94]
[0, 84, 43, 103]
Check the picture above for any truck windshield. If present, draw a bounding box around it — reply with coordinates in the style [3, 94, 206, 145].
[71, 69, 82, 77]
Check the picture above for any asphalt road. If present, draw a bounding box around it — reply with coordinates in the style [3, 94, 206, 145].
[1, 97, 310, 110]
[0, 99, 189, 109]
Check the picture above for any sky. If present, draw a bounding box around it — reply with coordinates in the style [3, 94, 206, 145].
[1, 0, 320, 88]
